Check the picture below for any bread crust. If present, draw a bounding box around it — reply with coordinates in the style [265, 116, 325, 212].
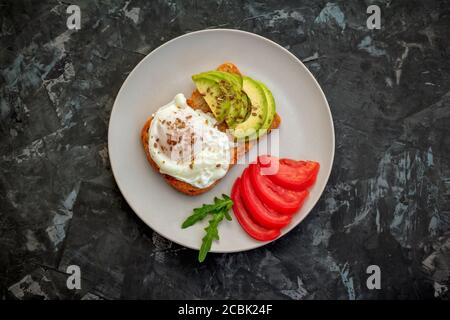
[141, 63, 281, 196]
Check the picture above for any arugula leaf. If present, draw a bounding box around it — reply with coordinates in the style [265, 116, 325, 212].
[198, 211, 225, 262]
[181, 195, 233, 228]
[224, 207, 233, 221]
[180, 194, 234, 262]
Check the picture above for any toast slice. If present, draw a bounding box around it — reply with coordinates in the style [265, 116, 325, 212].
[141, 63, 281, 195]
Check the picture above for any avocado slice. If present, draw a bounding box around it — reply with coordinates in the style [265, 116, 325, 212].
[226, 92, 250, 128]
[232, 76, 268, 140]
[196, 71, 243, 89]
[225, 87, 250, 128]
[255, 80, 276, 130]
[192, 76, 231, 122]
[202, 72, 251, 128]
[193, 71, 248, 127]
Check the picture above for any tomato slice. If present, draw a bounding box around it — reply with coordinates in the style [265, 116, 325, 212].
[231, 177, 280, 241]
[240, 168, 292, 229]
[249, 163, 308, 214]
[258, 155, 320, 191]
[258, 155, 274, 168]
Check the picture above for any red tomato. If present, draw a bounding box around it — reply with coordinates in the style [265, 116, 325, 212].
[257, 155, 274, 168]
[258, 155, 320, 191]
[249, 163, 308, 214]
[240, 168, 292, 229]
[231, 178, 280, 241]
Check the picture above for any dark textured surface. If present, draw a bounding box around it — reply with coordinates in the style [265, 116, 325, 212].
[1, 0, 450, 300]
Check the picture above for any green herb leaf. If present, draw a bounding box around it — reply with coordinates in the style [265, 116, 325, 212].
[223, 202, 233, 221]
[181, 209, 209, 229]
[224, 210, 233, 221]
[198, 211, 225, 262]
[181, 195, 233, 228]
[181, 194, 234, 262]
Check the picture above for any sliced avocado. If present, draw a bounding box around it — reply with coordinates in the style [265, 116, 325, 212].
[203, 72, 249, 128]
[196, 71, 243, 89]
[232, 76, 268, 140]
[225, 89, 250, 128]
[192, 76, 230, 122]
[226, 92, 250, 128]
[192, 71, 275, 135]
[239, 93, 251, 120]
[255, 80, 276, 130]
[193, 71, 247, 127]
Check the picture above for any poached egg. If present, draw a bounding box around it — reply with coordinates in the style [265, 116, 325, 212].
[148, 94, 231, 188]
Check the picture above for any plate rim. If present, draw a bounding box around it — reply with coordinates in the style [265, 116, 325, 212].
[108, 28, 335, 253]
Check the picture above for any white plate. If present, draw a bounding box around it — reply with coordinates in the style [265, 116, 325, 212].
[108, 29, 334, 253]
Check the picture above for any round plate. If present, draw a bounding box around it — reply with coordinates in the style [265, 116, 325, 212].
[108, 29, 334, 253]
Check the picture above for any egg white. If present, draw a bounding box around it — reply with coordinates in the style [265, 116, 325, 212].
[148, 94, 231, 188]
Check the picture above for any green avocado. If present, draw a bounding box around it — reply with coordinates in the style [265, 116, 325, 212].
[193, 71, 248, 128]
[232, 76, 268, 140]
[226, 92, 250, 128]
[255, 80, 276, 130]
[195, 71, 243, 89]
[192, 76, 231, 122]
[192, 71, 275, 139]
